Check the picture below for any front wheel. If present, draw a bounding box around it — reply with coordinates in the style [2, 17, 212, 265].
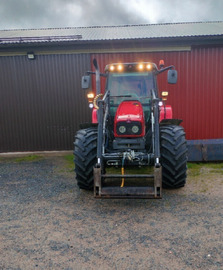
[160, 125, 187, 189]
[74, 127, 97, 190]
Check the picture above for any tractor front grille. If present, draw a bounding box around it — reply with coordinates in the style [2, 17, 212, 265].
[113, 138, 145, 150]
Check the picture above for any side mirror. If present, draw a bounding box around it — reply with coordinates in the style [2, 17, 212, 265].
[81, 75, 91, 89]
[167, 70, 177, 84]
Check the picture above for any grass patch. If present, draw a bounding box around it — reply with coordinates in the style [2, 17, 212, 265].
[64, 154, 74, 172]
[187, 163, 202, 177]
[209, 169, 223, 175]
[15, 155, 43, 163]
[203, 163, 223, 174]
[187, 163, 202, 170]
[187, 162, 223, 177]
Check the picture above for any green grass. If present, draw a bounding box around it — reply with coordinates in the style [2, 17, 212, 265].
[203, 163, 223, 174]
[187, 163, 202, 170]
[64, 154, 75, 172]
[187, 163, 202, 177]
[187, 162, 223, 177]
[14, 155, 43, 163]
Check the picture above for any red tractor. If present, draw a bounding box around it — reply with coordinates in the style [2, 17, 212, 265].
[74, 59, 187, 198]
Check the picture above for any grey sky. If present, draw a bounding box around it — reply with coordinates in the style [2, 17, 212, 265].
[0, 0, 223, 30]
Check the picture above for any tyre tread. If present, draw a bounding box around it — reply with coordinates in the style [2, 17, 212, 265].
[160, 125, 187, 189]
[74, 127, 97, 190]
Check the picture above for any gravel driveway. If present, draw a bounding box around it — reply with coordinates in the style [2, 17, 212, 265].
[0, 155, 222, 270]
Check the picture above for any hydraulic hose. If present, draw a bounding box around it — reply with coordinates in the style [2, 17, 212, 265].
[121, 156, 125, 187]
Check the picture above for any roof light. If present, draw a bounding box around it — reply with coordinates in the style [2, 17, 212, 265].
[117, 64, 123, 71]
[138, 64, 144, 70]
[146, 64, 152, 70]
[110, 65, 115, 71]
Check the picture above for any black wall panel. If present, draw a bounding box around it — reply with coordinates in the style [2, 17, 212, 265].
[0, 53, 91, 152]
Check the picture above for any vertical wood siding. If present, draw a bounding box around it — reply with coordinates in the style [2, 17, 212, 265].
[0, 53, 91, 152]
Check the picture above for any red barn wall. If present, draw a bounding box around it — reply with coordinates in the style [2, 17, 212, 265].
[91, 46, 223, 140]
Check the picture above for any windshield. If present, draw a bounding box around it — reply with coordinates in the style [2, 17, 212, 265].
[106, 72, 154, 104]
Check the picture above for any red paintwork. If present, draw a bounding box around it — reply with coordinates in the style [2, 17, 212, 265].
[159, 105, 173, 122]
[92, 108, 98, 123]
[91, 48, 223, 140]
[114, 100, 145, 137]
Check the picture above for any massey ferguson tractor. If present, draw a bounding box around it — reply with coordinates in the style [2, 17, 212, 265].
[74, 59, 187, 198]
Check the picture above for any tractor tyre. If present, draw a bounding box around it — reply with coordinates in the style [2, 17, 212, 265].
[74, 127, 97, 190]
[160, 125, 187, 189]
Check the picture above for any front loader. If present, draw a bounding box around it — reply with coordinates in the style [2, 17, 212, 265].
[74, 59, 187, 198]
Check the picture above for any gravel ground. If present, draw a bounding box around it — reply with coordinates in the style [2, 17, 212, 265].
[0, 155, 222, 270]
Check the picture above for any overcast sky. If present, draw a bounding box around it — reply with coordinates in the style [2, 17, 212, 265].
[0, 0, 223, 30]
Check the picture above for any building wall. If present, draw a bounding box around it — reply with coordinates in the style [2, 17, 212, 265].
[91, 46, 223, 140]
[0, 53, 91, 152]
[0, 44, 223, 152]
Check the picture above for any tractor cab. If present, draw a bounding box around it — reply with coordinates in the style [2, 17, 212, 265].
[105, 63, 157, 138]
[105, 63, 156, 104]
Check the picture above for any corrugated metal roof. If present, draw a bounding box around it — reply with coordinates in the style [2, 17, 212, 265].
[0, 21, 223, 45]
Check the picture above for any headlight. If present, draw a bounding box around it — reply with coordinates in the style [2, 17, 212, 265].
[119, 126, 126, 133]
[132, 125, 139, 134]
[116, 121, 142, 136]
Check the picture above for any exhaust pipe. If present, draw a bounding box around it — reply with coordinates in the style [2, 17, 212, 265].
[93, 59, 101, 95]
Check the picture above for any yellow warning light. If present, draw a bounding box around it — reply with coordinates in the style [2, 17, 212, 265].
[110, 65, 115, 71]
[87, 92, 95, 99]
[117, 64, 123, 71]
[146, 64, 152, 70]
[162, 91, 168, 96]
[138, 64, 144, 70]
[161, 91, 168, 101]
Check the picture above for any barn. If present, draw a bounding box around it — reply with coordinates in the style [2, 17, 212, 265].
[0, 21, 223, 160]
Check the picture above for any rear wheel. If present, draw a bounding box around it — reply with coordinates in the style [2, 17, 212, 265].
[74, 127, 97, 190]
[160, 125, 187, 188]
